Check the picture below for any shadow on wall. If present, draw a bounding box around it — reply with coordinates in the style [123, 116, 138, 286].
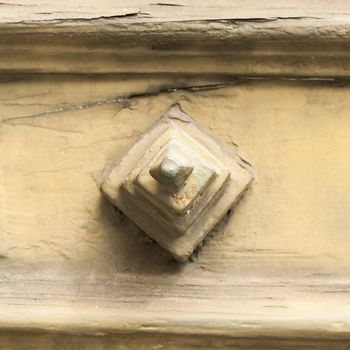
[98, 196, 182, 275]
[98, 194, 234, 275]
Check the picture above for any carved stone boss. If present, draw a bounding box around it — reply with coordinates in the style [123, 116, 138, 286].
[101, 105, 254, 262]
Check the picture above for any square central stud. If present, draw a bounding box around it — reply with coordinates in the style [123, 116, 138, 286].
[101, 105, 254, 262]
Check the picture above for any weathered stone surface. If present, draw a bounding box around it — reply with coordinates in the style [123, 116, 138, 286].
[2, 75, 350, 347]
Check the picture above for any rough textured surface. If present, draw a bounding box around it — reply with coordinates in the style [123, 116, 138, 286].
[0, 0, 349, 23]
[2, 330, 350, 350]
[1, 1, 350, 347]
[1, 75, 350, 347]
[0, 1, 350, 76]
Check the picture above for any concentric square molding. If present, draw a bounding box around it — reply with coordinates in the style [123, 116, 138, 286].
[101, 105, 254, 262]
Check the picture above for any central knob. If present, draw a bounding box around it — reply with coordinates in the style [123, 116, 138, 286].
[150, 154, 194, 190]
[160, 158, 181, 179]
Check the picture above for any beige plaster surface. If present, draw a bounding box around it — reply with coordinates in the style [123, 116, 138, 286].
[1, 75, 350, 346]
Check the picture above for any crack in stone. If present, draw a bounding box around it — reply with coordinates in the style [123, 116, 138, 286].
[0, 81, 237, 124]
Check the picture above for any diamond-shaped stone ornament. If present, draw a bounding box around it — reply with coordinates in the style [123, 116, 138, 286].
[101, 105, 254, 262]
